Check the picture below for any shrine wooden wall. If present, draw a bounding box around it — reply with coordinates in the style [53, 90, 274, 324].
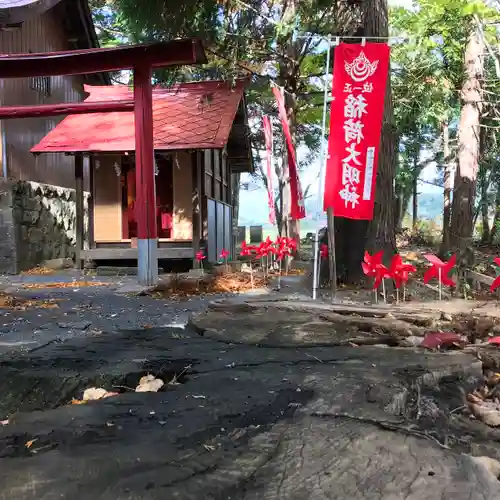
[0, 8, 87, 189]
[93, 155, 123, 242]
[203, 147, 231, 204]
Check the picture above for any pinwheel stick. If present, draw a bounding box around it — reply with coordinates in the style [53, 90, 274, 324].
[438, 268, 442, 301]
[382, 279, 387, 304]
[373, 279, 378, 303]
[277, 258, 282, 290]
[396, 287, 399, 304]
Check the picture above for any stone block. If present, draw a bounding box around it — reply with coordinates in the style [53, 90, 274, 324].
[228, 260, 242, 271]
[0, 180, 90, 273]
[43, 258, 73, 270]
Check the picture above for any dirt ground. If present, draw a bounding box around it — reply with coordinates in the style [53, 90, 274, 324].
[0, 277, 500, 499]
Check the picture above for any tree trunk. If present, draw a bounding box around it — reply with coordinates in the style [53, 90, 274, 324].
[440, 121, 452, 254]
[394, 194, 403, 231]
[412, 162, 418, 230]
[401, 189, 412, 227]
[489, 184, 500, 244]
[481, 190, 490, 242]
[479, 126, 489, 243]
[364, 0, 396, 262]
[449, 27, 484, 252]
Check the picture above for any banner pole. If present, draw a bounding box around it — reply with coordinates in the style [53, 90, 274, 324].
[312, 39, 333, 300]
[270, 116, 276, 232]
[280, 85, 290, 240]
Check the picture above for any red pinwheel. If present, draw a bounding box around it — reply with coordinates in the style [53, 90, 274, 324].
[267, 243, 278, 255]
[273, 237, 290, 261]
[275, 236, 286, 249]
[287, 237, 297, 252]
[240, 241, 254, 257]
[195, 250, 206, 262]
[389, 254, 417, 289]
[490, 257, 500, 293]
[262, 236, 273, 252]
[423, 253, 456, 287]
[361, 251, 387, 289]
[276, 245, 291, 262]
[219, 248, 230, 272]
[256, 242, 269, 258]
[320, 243, 328, 259]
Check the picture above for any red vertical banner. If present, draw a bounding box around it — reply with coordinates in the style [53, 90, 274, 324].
[262, 115, 276, 225]
[272, 86, 306, 220]
[323, 43, 390, 220]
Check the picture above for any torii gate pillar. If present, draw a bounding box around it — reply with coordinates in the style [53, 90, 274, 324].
[133, 64, 157, 285]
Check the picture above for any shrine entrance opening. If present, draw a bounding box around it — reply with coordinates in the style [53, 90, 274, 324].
[121, 155, 174, 240]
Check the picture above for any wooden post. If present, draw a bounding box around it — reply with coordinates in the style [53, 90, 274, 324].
[88, 154, 95, 249]
[133, 63, 158, 286]
[192, 152, 202, 269]
[327, 207, 337, 300]
[202, 151, 209, 243]
[74, 153, 84, 269]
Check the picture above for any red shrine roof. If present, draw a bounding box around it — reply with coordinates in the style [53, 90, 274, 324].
[31, 79, 247, 153]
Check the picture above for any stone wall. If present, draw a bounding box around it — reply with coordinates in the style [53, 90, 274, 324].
[0, 179, 88, 273]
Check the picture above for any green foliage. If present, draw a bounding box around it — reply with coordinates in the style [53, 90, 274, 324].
[90, 0, 368, 198]
[390, 0, 500, 242]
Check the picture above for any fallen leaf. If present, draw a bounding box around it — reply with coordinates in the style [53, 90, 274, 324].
[467, 393, 500, 427]
[0, 294, 59, 310]
[135, 375, 164, 393]
[22, 281, 108, 290]
[22, 266, 55, 275]
[83, 387, 118, 401]
[70, 398, 87, 405]
[25, 439, 38, 449]
[1, 419, 8, 425]
[203, 444, 216, 452]
[420, 332, 463, 350]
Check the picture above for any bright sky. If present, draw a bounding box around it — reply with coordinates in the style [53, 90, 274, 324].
[388, 0, 414, 7]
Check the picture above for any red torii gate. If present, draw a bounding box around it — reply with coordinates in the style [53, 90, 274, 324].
[0, 39, 207, 285]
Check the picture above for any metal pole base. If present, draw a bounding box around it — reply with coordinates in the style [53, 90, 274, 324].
[137, 238, 158, 286]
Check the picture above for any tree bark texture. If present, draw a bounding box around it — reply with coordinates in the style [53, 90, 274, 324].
[449, 27, 484, 252]
[478, 126, 489, 242]
[412, 161, 418, 230]
[440, 121, 452, 254]
[489, 185, 500, 244]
